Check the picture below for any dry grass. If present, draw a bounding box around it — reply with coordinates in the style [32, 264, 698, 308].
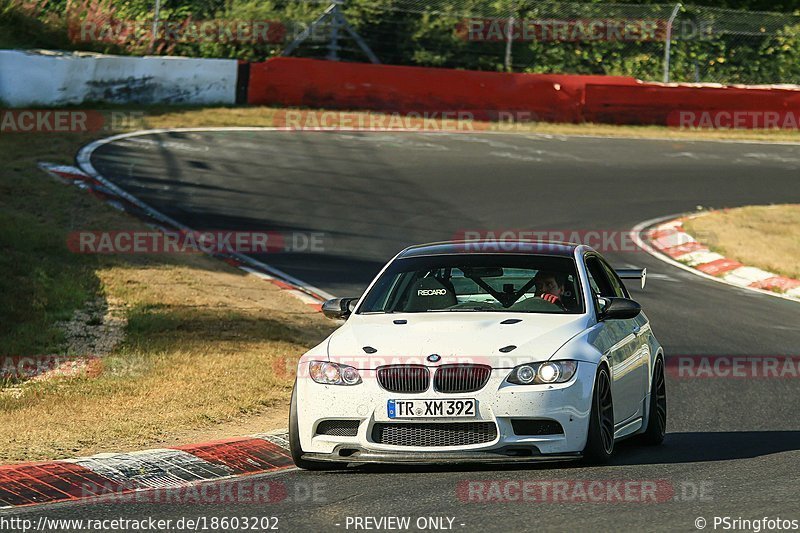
[135, 105, 800, 143]
[683, 205, 800, 280]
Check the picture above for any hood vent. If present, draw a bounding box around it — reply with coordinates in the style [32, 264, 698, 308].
[362, 346, 377, 354]
[499, 345, 517, 353]
[500, 318, 522, 325]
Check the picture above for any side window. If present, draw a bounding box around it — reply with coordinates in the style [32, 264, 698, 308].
[585, 256, 616, 298]
[600, 261, 628, 298]
[586, 268, 602, 296]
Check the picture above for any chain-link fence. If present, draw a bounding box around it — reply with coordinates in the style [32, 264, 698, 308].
[670, 5, 800, 84]
[25, 0, 800, 84]
[275, 0, 800, 85]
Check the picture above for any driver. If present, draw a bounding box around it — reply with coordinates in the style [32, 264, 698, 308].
[534, 271, 565, 306]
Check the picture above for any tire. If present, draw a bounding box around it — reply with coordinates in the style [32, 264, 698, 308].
[583, 366, 615, 464]
[289, 380, 343, 471]
[640, 356, 667, 445]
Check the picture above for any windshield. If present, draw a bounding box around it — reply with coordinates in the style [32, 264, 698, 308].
[358, 254, 584, 314]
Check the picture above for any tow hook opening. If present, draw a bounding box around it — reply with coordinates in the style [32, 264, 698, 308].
[338, 448, 358, 457]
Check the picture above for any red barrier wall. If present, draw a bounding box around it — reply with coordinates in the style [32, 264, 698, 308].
[247, 57, 800, 128]
[248, 57, 638, 123]
[584, 83, 800, 126]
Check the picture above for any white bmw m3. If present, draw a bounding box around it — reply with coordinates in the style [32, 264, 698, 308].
[289, 241, 666, 469]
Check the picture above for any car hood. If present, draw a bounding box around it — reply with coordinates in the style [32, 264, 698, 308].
[325, 312, 591, 369]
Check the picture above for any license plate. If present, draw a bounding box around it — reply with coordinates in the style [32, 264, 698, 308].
[387, 398, 477, 419]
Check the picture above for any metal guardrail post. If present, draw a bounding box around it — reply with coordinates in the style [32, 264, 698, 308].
[282, 0, 379, 64]
[340, 9, 380, 64]
[148, 0, 161, 53]
[504, 15, 514, 72]
[328, 4, 341, 60]
[282, 3, 337, 57]
[663, 3, 682, 83]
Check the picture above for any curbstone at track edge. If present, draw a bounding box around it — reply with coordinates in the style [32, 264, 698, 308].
[0, 431, 291, 509]
[632, 212, 800, 303]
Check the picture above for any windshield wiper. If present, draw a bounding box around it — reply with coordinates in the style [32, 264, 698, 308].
[426, 307, 494, 312]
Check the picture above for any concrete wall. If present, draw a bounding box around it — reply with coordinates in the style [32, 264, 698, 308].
[0, 50, 238, 107]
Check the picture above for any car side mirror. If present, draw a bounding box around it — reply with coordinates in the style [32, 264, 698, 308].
[597, 297, 641, 320]
[321, 297, 358, 320]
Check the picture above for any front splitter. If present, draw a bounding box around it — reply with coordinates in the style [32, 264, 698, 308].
[303, 449, 582, 465]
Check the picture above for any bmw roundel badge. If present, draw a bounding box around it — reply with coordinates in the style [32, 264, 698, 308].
[427, 354, 441, 363]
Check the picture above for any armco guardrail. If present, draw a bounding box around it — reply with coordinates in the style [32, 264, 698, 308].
[247, 57, 639, 123]
[0, 50, 238, 107]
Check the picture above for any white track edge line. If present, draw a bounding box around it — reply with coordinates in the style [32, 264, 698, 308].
[76, 125, 800, 145]
[75, 129, 336, 301]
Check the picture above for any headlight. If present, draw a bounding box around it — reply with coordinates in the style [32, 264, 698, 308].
[507, 361, 578, 385]
[514, 365, 536, 384]
[309, 361, 362, 386]
[538, 362, 561, 383]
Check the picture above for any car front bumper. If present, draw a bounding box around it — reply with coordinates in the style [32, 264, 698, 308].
[295, 361, 597, 462]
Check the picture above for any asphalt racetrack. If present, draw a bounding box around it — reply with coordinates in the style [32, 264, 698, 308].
[16, 130, 800, 531]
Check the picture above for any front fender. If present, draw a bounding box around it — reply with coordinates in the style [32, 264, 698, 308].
[549, 324, 606, 365]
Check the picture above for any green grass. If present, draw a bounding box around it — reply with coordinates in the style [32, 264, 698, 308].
[0, 137, 103, 356]
[0, 0, 71, 49]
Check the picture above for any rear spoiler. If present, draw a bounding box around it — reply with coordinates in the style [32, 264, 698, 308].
[615, 268, 647, 289]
